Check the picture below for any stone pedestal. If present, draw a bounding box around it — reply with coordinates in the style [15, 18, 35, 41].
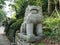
[19, 41, 40, 45]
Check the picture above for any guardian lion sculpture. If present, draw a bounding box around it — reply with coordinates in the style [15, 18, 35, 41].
[20, 5, 43, 43]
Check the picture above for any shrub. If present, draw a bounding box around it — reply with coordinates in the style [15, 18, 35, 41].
[38, 43, 45, 45]
[10, 18, 23, 30]
[43, 17, 60, 41]
[4, 19, 16, 35]
[6, 18, 23, 42]
[8, 29, 14, 42]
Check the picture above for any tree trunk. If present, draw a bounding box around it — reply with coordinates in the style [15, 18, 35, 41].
[59, 0, 60, 10]
[54, 0, 60, 18]
[48, 0, 51, 15]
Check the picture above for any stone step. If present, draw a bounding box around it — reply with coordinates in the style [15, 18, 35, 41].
[11, 43, 16, 45]
[15, 36, 20, 42]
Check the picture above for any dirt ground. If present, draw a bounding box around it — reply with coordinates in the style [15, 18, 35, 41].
[38, 38, 60, 45]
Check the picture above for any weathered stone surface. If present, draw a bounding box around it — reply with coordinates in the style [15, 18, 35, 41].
[15, 5, 43, 45]
[15, 33, 20, 45]
[24, 5, 43, 23]
[20, 5, 43, 42]
[26, 23, 33, 35]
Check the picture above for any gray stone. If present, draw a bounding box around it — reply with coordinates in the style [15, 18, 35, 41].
[26, 23, 33, 35]
[15, 5, 43, 45]
[36, 24, 43, 36]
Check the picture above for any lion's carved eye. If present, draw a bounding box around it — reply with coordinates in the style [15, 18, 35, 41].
[30, 9, 38, 14]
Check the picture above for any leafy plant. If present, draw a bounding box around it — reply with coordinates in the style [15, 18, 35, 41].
[10, 18, 23, 30]
[38, 43, 45, 45]
[43, 17, 60, 40]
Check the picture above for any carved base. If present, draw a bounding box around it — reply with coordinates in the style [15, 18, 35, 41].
[15, 33, 41, 45]
[19, 41, 39, 45]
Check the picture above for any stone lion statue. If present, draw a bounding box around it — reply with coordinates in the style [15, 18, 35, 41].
[20, 5, 43, 42]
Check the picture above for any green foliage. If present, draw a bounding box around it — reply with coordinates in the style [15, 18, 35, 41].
[0, 9, 6, 21]
[0, 0, 6, 23]
[0, 0, 5, 4]
[28, 0, 42, 6]
[4, 19, 16, 35]
[10, 18, 23, 30]
[11, 13, 16, 19]
[44, 17, 60, 28]
[14, 0, 28, 18]
[5, 18, 23, 41]
[7, 29, 14, 42]
[4, 19, 16, 41]
[38, 43, 45, 45]
[43, 17, 60, 40]
[42, 0, 48, 12]
[0, 0, 5, 8]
